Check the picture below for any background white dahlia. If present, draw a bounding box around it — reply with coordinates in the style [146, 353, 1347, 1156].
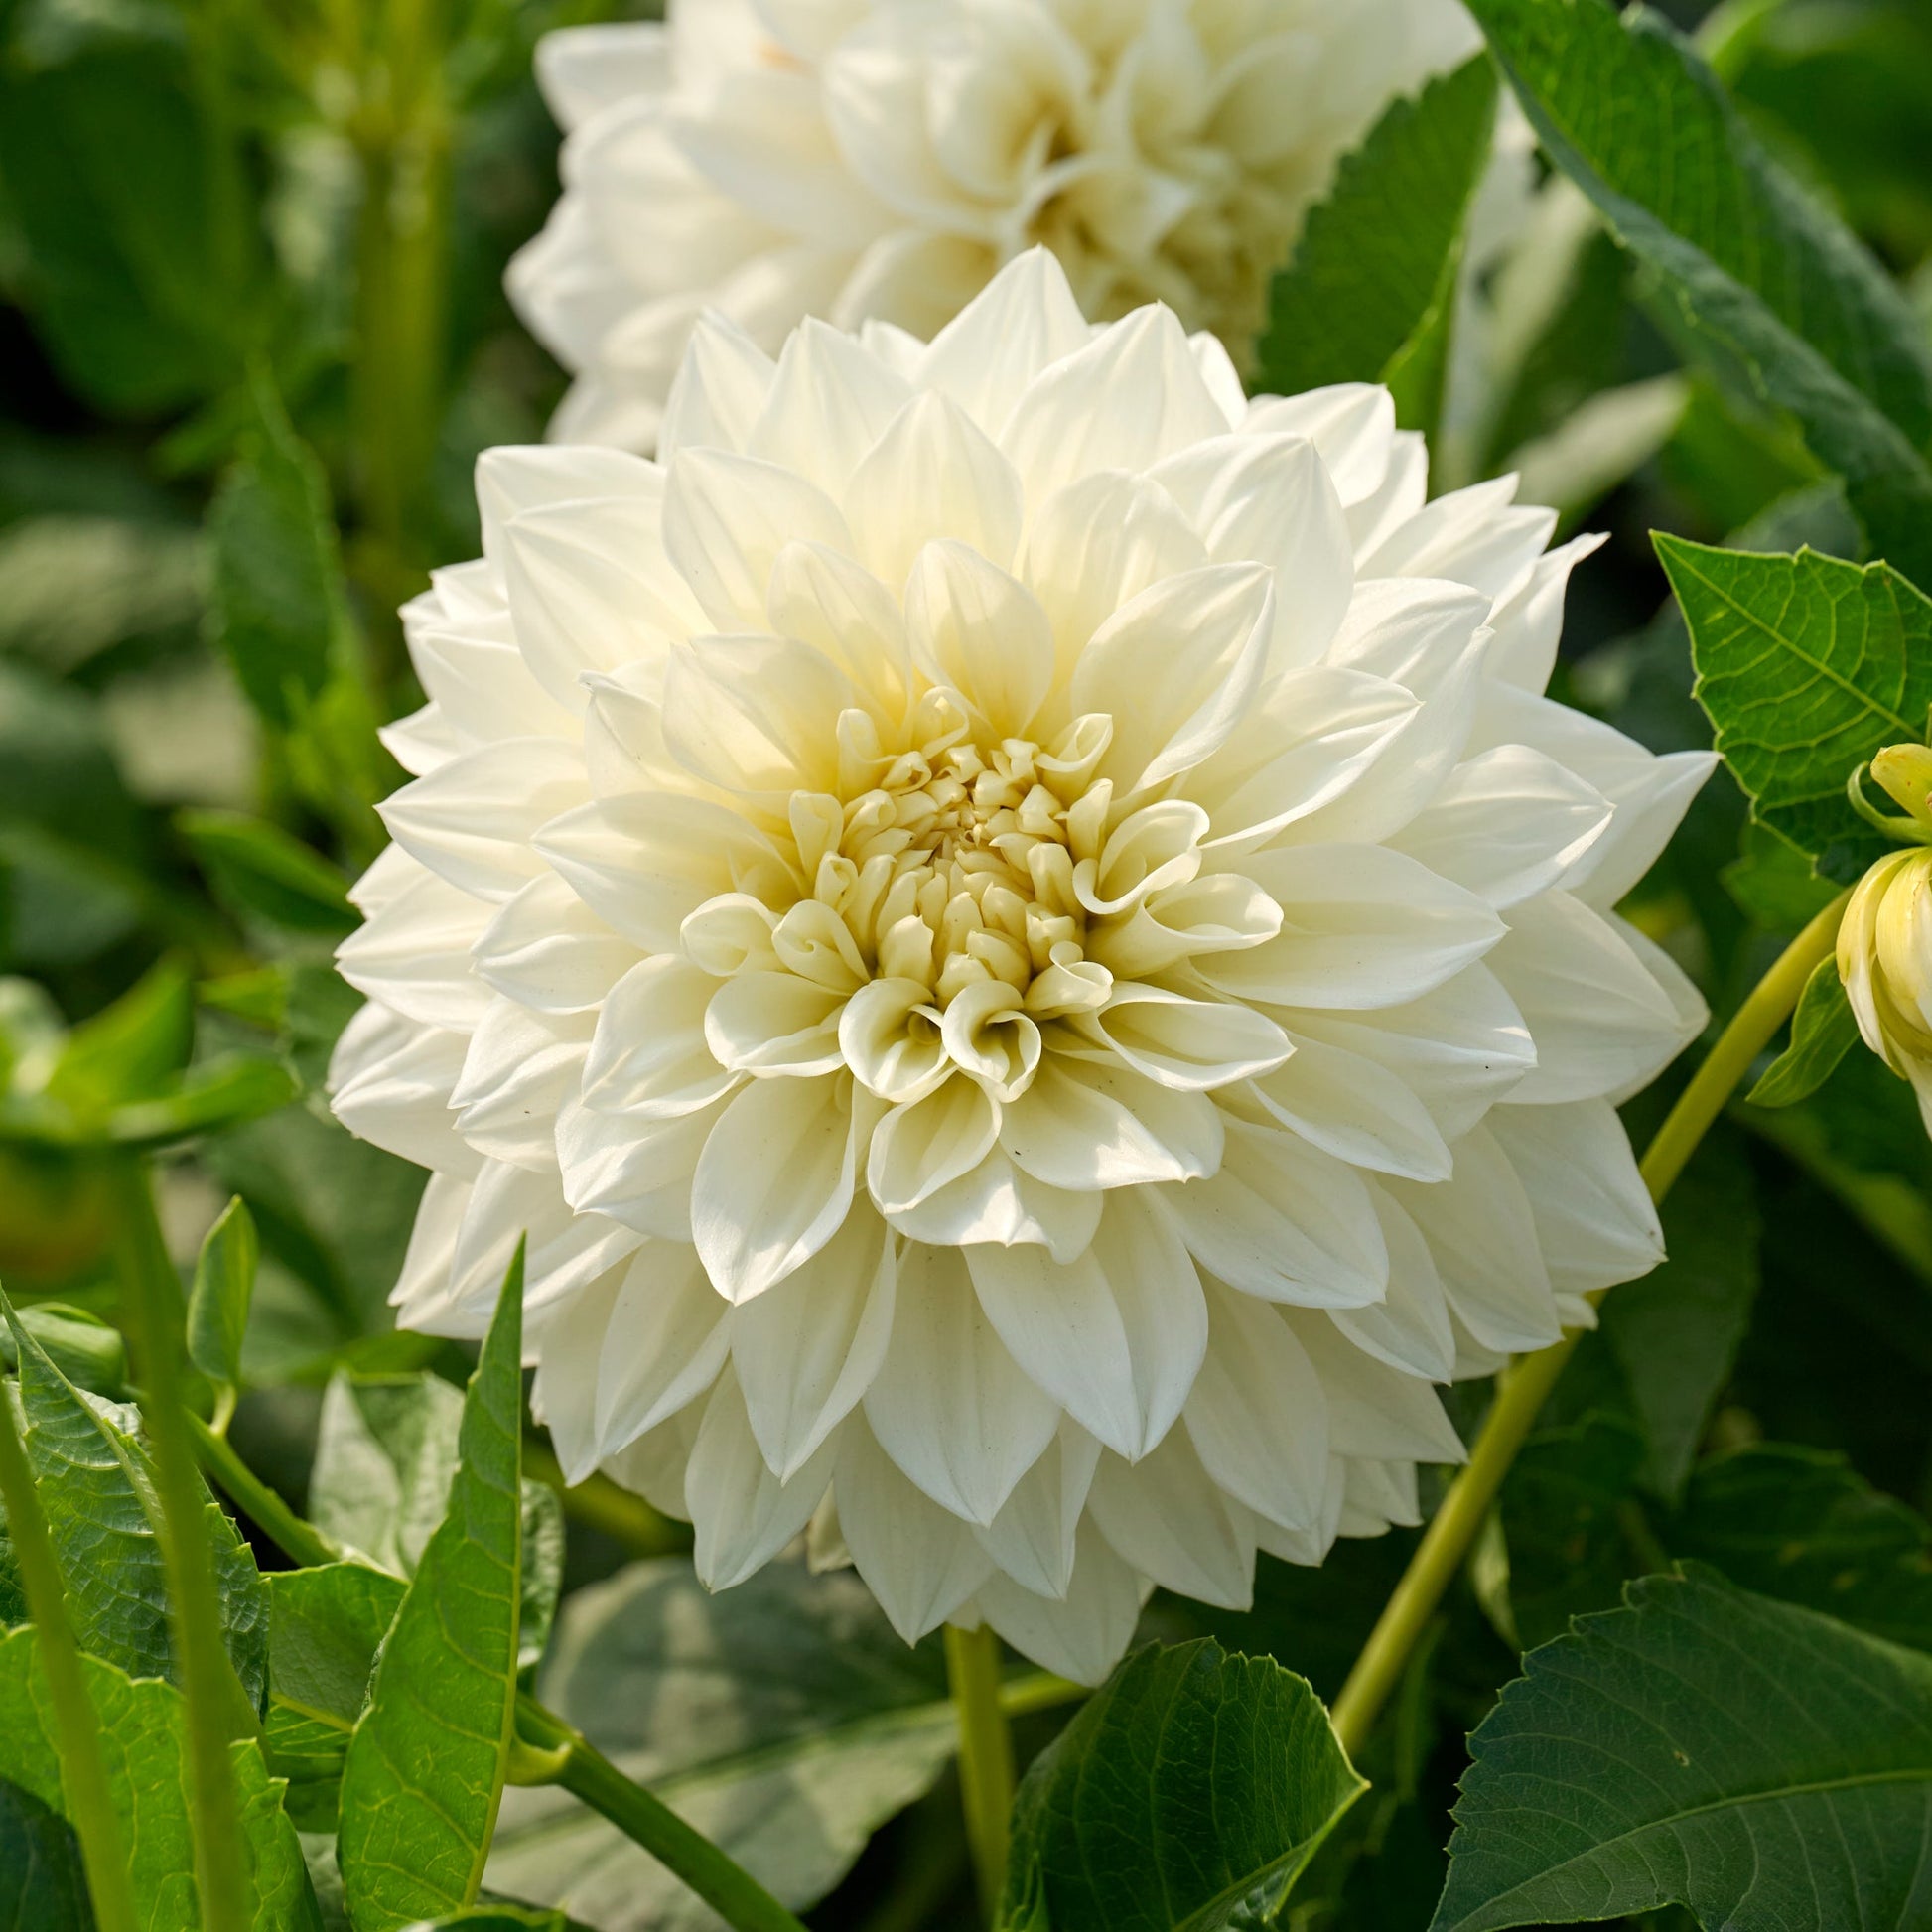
[508, 0, 1480, 449]
[332, 250, 1712, 1683]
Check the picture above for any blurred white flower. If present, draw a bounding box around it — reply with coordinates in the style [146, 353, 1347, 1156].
[508, 0, 1481, 449]
[1840, 746, 1932, 1132]
[333, 252, 1711, 1682]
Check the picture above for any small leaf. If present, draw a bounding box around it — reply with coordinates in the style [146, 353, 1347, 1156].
[0, 1625, 320, 1930]
[188, 1196, 259, 1422]
[104, 1055, 300, 1150]
[1660, 537, 1932, 879]
[1256, 54, 1498, 435]
[1002, 1640, 1364, 1932]
[1469, 0, 1932, 587]
[1, 1307, 269, 1709]
[1434, 1567, 1932, 1930]
[0, 1306, 125, 1400]
[338, 1246, 527, 1930]
[177, 810, 357, 939]
[0, 1775, 93, 1932]
[45, 956, 194, 1116]
[1749, 955, 1863, 1106]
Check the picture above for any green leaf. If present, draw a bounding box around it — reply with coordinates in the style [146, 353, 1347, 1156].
[1675, 1446, 1932, 1653]
[103, 1056, 301, 1151]
[487, 1557, 956, 1932]
[0, 513, 204, 677]
[177, 811, 356, 940]
[45, 956, 194, 1116]
[1748, 955, 1863, 1106]
[1660, 537, 1932, 879]
[187, 1196, 258, 1421]
[1002, 1640, 1364, 1932]
[0, 1306, 126, 1400]
[0, 1776, 92, 1932]
[338, 1248, 527, 1931]
[0, 1310, 269, 1710]
[1433, 1567, 1932, 1930]
[207, 379, 352, 733]
[263, 1563, 407, 1830]
[310, 1370, 563, 1670]
[402, 1915, 578, 1932]
[1255, 55, 1498, 433]
[1467, 0, 1932, 586]
[1596, 1124, 1760, 1498]
[0, 1624, 320, 1932]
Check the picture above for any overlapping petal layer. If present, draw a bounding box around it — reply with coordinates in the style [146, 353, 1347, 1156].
[335, 252, 1711, 1680]
[509, 0, 1481, 448]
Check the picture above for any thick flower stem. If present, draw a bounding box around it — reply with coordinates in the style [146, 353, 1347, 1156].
[108, 1160, 256, 1932]
[1329, 888, 1852, 1760]
[946, 1621, 1017, 1923]
[0, 1319, 141, 1932]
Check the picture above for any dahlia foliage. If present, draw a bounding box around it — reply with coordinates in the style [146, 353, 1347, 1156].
[509, 0, 1480, 448]
[329, 252, 1711, 1681]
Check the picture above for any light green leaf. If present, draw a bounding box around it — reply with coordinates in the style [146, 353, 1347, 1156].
[45, 956, 194, 1117]
[338, 1249, 526, 1930]
[188, 1196, 258, 1422]
[0, 1310, 269, 1710]
[1434, 1567, 1932, 1930]
[487, 1557, 954, 1932]
[311, 1371, 562, 1670]
[1255, 55, 1497, 434]
[177, 812, 356, 940]
[264, 1564, 406, 1830]
[1660, 536, 1932, 879]
[1001, 1640, 1364, 1932]
[1597, 1124, 1760, 1498]
[0, 1305, 126, 1400]
[1467, 0, 1932, 587]
[0, 1625, 319, 1932]
[0, 1775, 92, 1932]
[207, 380, 352, 733]
[1748, 955, 1863, 1106]
[1675, 1446, 1932, 1653]
[102, 1056, 300, 1151]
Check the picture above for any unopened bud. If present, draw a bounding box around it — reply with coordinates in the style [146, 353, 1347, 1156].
[1870, 744, 1932, 831]
[1838, 844, 1932, 1132]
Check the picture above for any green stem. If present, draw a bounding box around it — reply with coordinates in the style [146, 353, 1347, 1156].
[946, 1622, 1016, 1923]
[1329, 889, 1851, 1759]
[0, 1328, 141, 1932]
[108, 1162, 255, 1932]
[515, 1702, 811, 1932]
[188, 1411, 343, 1570]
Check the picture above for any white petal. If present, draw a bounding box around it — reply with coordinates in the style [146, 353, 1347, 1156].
[906, 542, 1054, 739]
[557, 1089, 720, 1238]
[584, 955, 737, 1118]
[765, 541, 913, 719]
[912, 248, 1092, 431]
[746, 317, 912, 497]
[337, 863, 492, 1032]
[971, 1422, 1100, 1600]
[1242, 385, 1394, 506]
[329, 1004, 478, 1176]
[592, 1242, 732, 1462]
[1000, 1059, 1223, 1191]
[1330, 1185, 1457, 1382]
[1251, 1032, 1452, 1182]
[662, 634, 852, 795]
[687, 1367, 841, 1589]
[704, 972, 846, 1076]
[1084, 1430, 1256, 1610]
[862, 1241, 1059, 1525]
[1361, 475, 1556, 602]
[1079, 985, 1290, 1090]
[535, 22, 670, 133]
[867, 1074, 1003, 1214]
[450, 1001, 590, 1170]
[475, 444, 660, 588]
[1284, 1311, 1464, 1465]
[884, 1145, 1103, 1263]
[658, 309, 778, 462]
[473, 873, 642, 1015]
[691, 1075, 860, 1301]
[970, 1520, 1146, 1686]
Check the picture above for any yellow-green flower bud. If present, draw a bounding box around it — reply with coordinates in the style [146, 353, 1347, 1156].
[1870, 743, 1932, 833]
[1839, 840, 1932, 1130]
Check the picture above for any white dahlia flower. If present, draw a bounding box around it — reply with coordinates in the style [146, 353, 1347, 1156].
[508, 0, 1480, 449]
[332, 252, 1712, 1683]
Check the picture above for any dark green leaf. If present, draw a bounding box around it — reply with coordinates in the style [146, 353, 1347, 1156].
[0, 1624, 320, 1931]
[1468, 0, 1932, 586]
[1748, 955, 1862, 1106]
[264, 1562, 406, 1830]
[0, 1310, 269, 1710]
[177, 811, 356, 940]
[45, 956, 194, 1115]
[1661, 537, 1932, 879]
[187, 1196, 258, 1415]
[338, 1249, 526, 1929]
[488, 1557, 955, 1932]
[1434, 1567, 1932, 1930]
[311, 1371, 562, 1670]
[1674, 1446, 1932, 1653]
[0, 1775, 93, 1932]
[207, 380, 351, 732]
[0, 1306, 125, 1400]
[1256, 55, 1498, 434]
[1002, 1640, 1364, 1932]
[1597, 1125, 1760, 1498]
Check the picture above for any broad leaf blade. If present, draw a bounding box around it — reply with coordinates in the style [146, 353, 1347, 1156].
[0, 1625, 319, 1931]
[0, 1776, 92, 1932]
[2, 1311, 269, 1708]
[1660, 537, 1932, 879]
[177, 810, 356, 940]
[1748, 955, 1862, 1106]
[1255, 54, 1497, 434]
[1002, 1640, 1364, 1932]
[1468, 0, 1932, 586]
[487, 1556, 954, 1932]
[338, 1248, 526, 1930]
[1434, 1567, 1932, 1930]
